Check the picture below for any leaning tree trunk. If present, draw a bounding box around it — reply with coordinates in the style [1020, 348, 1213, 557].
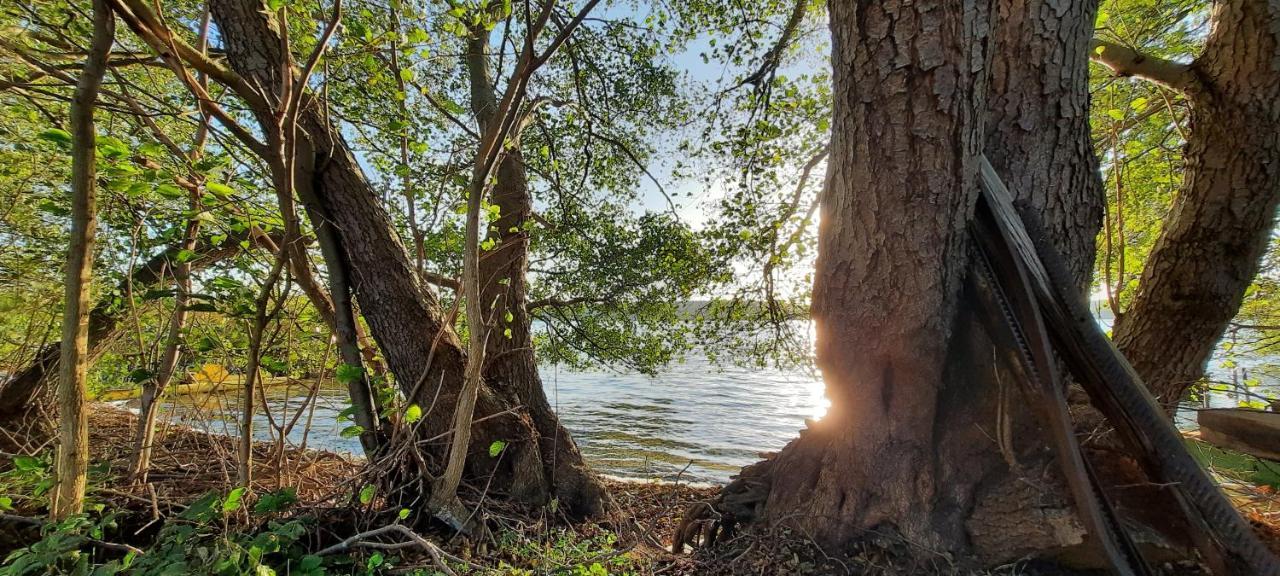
[207, 0, 607, 517]
[0, 231, 265, 422]
[713, 0, 1128, 565]
[466, 29, 609, 517]
[1111, 0, 1280, 416]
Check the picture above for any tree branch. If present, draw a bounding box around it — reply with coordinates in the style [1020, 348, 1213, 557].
[732, 0, 808, 91]
[316, 524, 472, 576]
[107, 0, 270, 112]
[1090, 39, 1197, 93]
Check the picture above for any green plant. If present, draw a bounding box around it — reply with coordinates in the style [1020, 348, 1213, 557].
[0, 488, 327, 576]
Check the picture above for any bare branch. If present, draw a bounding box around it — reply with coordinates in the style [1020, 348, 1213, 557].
[1090, 39, 1197, 93]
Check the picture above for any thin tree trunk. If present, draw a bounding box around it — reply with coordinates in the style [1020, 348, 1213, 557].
[1108, 0, 1280, 416]
[304, 194, 382, 455]
[127, 218, 197, 482]
[427, 133, 491, 529]
[237, 254, 286, 487]
[52, 0, 112, 520]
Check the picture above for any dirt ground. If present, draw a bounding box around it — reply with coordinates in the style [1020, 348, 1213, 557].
[3, 405, 1280, 575]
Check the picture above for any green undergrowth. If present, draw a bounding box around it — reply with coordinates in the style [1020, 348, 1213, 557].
[0, 486, 642, 576]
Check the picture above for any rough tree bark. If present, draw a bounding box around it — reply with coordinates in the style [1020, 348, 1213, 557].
[986, 0, 1102, 293]
[466, 26, 608, 518]
[205, 0, 607, 516]
[753, 0, 995, 550]
[52, 0, 111, 520]
[711, 0, 1124, 565]
[1101, 0, 1280, 415]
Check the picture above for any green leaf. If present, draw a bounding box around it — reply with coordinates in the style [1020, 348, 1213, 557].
[205, 181, 235, 198]
[38, 128, 72, 146]
[1130, 97, 1149, 111]
[222, 487, 245, 512]
[182, 492, 223, 522]
[0, 496, 13, 511]
[176, 249, 196, 263]
[404, 404, 422, 424]
[397, 508, 410, 520]
[340, 425, 365, 439]
[252, 488, 297, 514]
[358, 484, 376, 505]
[399, 68, 413, 82]
[13, 455, 41, 471]
[1106, 108, 1125, 121]
[299, 555, 322, 571]
[98, 136, 130, 159]
[504, 310, 514, 323]
[488, 440, 506, 457]
[127, 368, 153, 384]
[335, 364, 364, 385]
[156, 183, 185, 199]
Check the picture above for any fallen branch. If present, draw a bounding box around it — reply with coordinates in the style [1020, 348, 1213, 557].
[315, 524, 473, 576]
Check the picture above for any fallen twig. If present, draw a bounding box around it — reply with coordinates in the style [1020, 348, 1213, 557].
[315, 524, 475, 576]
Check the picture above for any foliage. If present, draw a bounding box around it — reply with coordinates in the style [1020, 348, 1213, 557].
[0, 487, 320, 576]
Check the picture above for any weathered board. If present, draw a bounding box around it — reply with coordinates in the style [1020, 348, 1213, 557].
[1197, 408, 1280, 462]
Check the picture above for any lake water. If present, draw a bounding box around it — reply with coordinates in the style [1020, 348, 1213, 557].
[136, 331, 1277, 485]
[137, 356, 829, 484]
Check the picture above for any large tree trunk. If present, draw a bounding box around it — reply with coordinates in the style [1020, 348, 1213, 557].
[1110, 0, 1280, 415]
[714, 0, 1121, 565]
[754, 0, 994, 551]
[208, 0, 607, 517]
[985, 0, 1102, 293]
[466, 29, 609, 518]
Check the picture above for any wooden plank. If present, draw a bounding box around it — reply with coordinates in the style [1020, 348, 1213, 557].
[1198, 408, 1280, 462]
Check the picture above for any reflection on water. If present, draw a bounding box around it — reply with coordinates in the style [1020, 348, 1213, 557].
[132, 356, 828, 484]
[545, 359, 829, 483]
[130, 380, 358, 456]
